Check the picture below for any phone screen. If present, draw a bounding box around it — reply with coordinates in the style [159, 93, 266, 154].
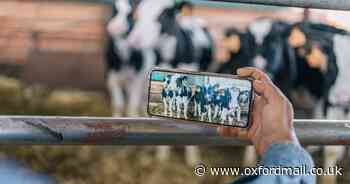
[147, 69, 253, 128]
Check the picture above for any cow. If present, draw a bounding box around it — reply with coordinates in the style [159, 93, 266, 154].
[106, 0, 156, 117]
[126, 0, 215, 166]
[216, 27, 255, 75]
[212, 84, 223, 120]
[193, 85, 205, 118]
[161, 75, 176, 117]
[127, 0, 214, 71]
[201, 78, 215, 122]
[286, 22, 350, 184]
[174, 76, 192, 119]
[247, 18, 298, 98]
[162, 75, 192, 119]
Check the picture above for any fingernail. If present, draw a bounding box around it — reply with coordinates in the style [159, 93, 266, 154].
[254, 80, 263, 86]
[237, 68, 243, 75]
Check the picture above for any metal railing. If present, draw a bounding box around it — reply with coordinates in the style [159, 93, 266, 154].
[0, 116, 349, 145]
[64, 0, 350, 11]
[206, 0, 350, 10]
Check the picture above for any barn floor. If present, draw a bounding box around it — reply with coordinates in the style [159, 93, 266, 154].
[0, 76, 349, 184]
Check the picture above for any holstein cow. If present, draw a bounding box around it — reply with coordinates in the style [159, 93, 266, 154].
[161, 75, 192, 119]
[106, 0, 156, 117]
[174, 76, 192, 119]
[127, 0, 215, 166]
[286, 22, 350, 184]
[217, 27, 255, 75]
[162, 75, 177, 117]
[128, 0, 214, 71]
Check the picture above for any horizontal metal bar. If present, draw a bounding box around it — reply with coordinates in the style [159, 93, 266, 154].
[59, 0, 350, 11]
[0, 116, 349, 145]
[205, 0, 350, 10]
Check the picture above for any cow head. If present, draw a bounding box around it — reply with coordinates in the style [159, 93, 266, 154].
[288, 23, 329, 73]
[288, 26, 307, 48]
[223, 28, 241, 55]
[107, 0, 139, 39]
[128, 0, 180, 49]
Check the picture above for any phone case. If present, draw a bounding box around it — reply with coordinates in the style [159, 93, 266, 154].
[147, 67, 254, 128]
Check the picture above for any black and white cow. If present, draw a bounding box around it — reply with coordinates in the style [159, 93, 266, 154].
[174, 76, 192, 119]
[193, 85, 204, 118]
[247, 18, 298, 97]
[201, 79, 215, 122]
[286, 22, 350, 184]
[161, 75, 192, 119]
[106, 0, 156, 116]
[161, 75, 176, 117]
[127, 0, 214, 166]
[217, 27, 255, 75]
[127, 0, 214, 71]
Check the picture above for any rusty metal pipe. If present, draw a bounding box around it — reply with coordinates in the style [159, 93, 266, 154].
[0, 116, 349, 145]
[205, 0, 350, 10]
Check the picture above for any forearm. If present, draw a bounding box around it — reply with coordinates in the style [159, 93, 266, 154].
[260, 143, 316, 183]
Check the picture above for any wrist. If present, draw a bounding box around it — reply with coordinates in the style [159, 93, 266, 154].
[256, 132, 299, 155]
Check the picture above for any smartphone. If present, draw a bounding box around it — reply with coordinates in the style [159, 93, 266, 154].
[147, 68, 254, 128]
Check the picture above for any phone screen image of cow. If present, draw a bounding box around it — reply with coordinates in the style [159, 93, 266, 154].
[148, 70, 253, 128]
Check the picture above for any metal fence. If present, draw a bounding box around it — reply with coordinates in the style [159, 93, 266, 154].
[1, 0, 350, 146]
[81, 0, 350, 10]
[0, 116, 349, 145]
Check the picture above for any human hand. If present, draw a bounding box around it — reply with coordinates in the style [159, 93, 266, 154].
[217, 67, 299, 155]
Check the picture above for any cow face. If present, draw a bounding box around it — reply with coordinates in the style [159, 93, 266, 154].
[107, 0, 135, 39]
[128, 0, 177, 49]
[288, 24, 329, 73]
[288, 27, 307, 48]
[223, 28, 241, 55]
[305, 44, 328, 72]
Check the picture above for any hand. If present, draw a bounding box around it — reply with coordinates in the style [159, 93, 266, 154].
[217, 67, 299, 155]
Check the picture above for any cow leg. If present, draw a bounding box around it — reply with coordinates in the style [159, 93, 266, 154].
[221, 108, 227, 124]
[163, 98, 168, 116]
[214, 105, 219, 119]
[169, 98, 174, 117]
[156, 146, 171, 162]
[107, 71, 125, 117]
[243, 146, 257, 167]
[237, 106, 241, 122]
[228, 115, 233, 126]
[194, 101, 198, 116]
[185, 146, 200, 166]
[184, 97, 189, 119]
[127, 73, 145, 117]
[177, 97, 182, 118]
[322, 107, 346, 184]
[208, 105, 212, 122]
[323, 146, 345, 184]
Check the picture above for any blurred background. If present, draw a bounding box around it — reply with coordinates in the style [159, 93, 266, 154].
[0, 0, 350, 183]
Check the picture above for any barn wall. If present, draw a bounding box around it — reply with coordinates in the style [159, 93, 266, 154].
[0, 0, 111, 90]
[0, 0, 303, 90]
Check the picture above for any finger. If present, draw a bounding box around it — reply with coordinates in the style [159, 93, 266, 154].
[237, 67, 272, 82]
[248, 95, 261, 138]
[217, 126, 239, 137]
[237, 129, 249, 140]
[253, 80, 275, 101]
